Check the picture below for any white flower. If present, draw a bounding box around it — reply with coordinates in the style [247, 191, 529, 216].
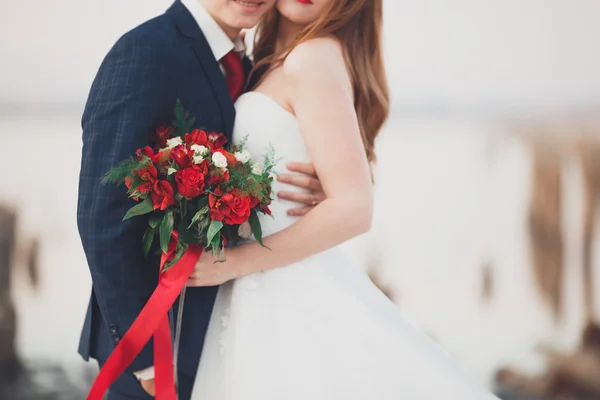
[234, 150, 251, 164]
[193, 155, 204, 165]
[212, 152, 228, 169]
[166, 137, 183, 149]
[251, 163, 263, 175]
[191, 144, 208, 156]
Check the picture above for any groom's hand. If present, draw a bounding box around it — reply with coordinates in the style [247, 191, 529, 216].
[276, 162, 325, 216]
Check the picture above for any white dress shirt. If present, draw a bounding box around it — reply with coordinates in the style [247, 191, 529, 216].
[182, 0, 245, 72]
[134, 1, 244, 382]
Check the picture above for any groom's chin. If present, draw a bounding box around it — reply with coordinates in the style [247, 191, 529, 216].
[225, 0, 276, 29]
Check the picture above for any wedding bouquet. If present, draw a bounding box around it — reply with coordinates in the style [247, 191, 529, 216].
[88, 101, 275, 400]
[103, 100, 275, 268]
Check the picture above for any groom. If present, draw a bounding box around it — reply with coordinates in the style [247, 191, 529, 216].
[77, 1, 324, 398]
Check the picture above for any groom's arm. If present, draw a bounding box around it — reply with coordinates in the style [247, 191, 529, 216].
[77, 29, 175, 373]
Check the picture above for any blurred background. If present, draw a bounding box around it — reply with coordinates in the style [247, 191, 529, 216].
[1, 0, 600, 398]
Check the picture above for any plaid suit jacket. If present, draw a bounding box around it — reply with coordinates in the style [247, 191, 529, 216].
[77, 0, 252, 377]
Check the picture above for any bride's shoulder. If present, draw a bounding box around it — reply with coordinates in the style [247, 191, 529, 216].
[283, 38, 349, 87]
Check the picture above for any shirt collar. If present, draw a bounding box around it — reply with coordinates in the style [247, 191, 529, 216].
[181, 0, 245, 61]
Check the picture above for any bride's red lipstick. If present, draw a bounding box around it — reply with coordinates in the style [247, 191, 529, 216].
[297, 0, 313, 4]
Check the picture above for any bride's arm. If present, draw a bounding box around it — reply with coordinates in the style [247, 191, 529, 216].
[188, 38, 373, 286]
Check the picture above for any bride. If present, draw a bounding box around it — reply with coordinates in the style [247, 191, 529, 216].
[188, 0, 499, 398]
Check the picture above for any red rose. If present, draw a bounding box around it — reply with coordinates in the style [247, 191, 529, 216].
[206, 169, 230, 186]
[209, 189, 251, 225]
[152, 125, 173, 149]
[184, 129, 209, 147]
[175, 166, 206, 198]
[136, 165, 158, 193]
[151, 180, 176, 211]
[169, 145, 193, 168]
[208, 132, 227, 150]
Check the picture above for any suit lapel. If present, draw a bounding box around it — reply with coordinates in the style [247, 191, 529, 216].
[166, 1, 235, 139]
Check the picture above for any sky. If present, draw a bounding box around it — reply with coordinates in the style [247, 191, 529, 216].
[1, 0, 600, 112]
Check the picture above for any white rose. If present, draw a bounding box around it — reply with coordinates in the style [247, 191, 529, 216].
[166, 137, 183, 149]
[251, 163, 263, 175]
[191, 144, 208, 156]
[234, 150, 251, 164]
[193, 155, 204, 165]
[212, 152, 228, 169]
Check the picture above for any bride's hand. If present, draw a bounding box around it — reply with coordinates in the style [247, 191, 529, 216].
[277, 162, 325, 216]
[187, 252, 239, 287]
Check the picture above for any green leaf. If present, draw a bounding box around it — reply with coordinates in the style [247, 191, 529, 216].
[163, 243, 188, 272]
[188, 207, 209, 228]
[142, 226, 155, 257]
[172, 99, 197, 137]
[248, 210, 269, 249]
[207, 220, 223, 246]
[159, 211, 174, 254]
[123, 198, 154, 221]
[197, 196, 208, 209]
[149, 213, 163, 229]
[210, 232, 221, 255]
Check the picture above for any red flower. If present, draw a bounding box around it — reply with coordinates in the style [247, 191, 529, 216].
[212, 149, 238, 166]
[206, 169, 230, 186]
[184, 129, 209, 147]
[135, 146, 166, 165]
[136, 165, 158, 193]
[208, 132, 227, 150]
[151, 180, 176, 211]
[209, 189, 251, 225]
[195, 159, 210, 175]
[152, 125, 174, 149]
[135, 146, 155, 161]
[169, 145, 193, 168]
[175, 166, 206, 198]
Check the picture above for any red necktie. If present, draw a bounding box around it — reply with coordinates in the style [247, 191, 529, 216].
[221, 49, 244, 101]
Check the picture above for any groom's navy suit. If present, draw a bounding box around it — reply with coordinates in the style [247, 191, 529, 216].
[77, 2, 251, 398]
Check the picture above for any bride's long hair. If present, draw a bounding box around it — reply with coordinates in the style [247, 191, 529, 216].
[250, 0, 389, 164]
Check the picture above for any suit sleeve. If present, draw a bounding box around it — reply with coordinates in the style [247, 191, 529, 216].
[77, 31, 175, 373]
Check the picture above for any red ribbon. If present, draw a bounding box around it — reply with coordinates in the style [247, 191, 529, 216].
[87, 234, 202, 400]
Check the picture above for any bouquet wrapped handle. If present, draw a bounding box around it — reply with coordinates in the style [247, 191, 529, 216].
[87, 233, 201, 400]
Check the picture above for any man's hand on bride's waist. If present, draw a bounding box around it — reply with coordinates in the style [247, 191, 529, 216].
[276, 162, 325, 216]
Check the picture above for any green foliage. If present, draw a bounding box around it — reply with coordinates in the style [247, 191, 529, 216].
[149, 213, 164, 229]
[207, 220, 223, 247]
[123, 198, 154, 221]
[172, 99, 196, 137]
[163, 242, 188, 272]
[159, 211, 174, 253]
[248, 210, 269, 249]
[142, 226, 155, 257]
[102, 156, 150, 185]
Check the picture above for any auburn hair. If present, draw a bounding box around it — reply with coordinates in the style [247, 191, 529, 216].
[250, 0, 389, 164]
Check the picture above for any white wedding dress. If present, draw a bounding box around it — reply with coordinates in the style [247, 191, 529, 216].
[191, 92, 499, 399]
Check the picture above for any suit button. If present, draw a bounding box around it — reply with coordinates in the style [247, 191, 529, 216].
[108, 324, 120, 342]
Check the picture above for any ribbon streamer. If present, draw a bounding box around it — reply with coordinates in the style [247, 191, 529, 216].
[87, 233, 201, 400]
